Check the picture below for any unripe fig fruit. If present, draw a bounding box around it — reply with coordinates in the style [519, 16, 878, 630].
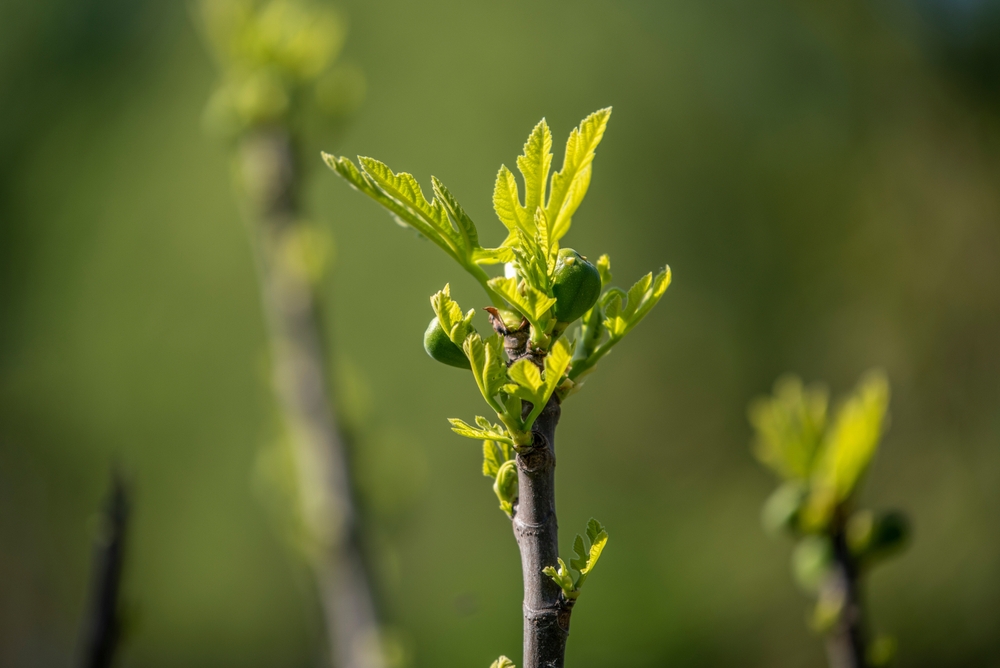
[423, 317, 471, 369]
[552, 248, 602, 323]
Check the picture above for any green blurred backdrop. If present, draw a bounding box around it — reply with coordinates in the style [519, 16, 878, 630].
[2, 0, 999, 666]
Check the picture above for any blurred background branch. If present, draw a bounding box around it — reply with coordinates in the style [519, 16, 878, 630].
[196, 2, 381, 667]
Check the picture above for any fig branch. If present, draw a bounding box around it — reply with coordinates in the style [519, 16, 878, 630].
[325, 108, 670, 667]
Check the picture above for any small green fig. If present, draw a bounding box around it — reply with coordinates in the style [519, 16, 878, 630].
[552, 248, 602, 323]
[423, 317, 471, 369]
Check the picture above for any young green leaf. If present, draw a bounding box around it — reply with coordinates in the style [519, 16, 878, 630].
[449, 417, 512, 445]
[493, 459, 518, 517]
[432, 176, 479, 252]
[323, 153, 506, 305]
[493, 165, 533, 234]
[430, 284, 475, 346]
[508, 359, 544, 397]
[546, 108, 612, 242]
[490, 656, 516, 668]
[463, 332, 507, 412]
[482, 439, 513, 478]
[542, 558, 578, 600]
[569, 518, 608, 590]
[569, 265, 672, 381]
[487, 276, 557, 331]
[517, 119, 553, 218]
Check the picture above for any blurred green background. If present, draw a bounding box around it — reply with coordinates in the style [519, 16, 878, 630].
[2, 0, 999, 666]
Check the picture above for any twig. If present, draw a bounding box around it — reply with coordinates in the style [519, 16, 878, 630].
[80, 471, 129, 668]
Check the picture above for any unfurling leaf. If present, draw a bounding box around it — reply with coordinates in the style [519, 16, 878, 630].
[596, 254, 612, 286]
[488, 276, 556, 330]
[430, 284, 475, 346]
[543, 558, 577, 600]
[463, 332, 508, 411]
[569, 518, 608, 591]
[449, 417, 511, 445]
[508, 359, 544, 397]
[493, 459, 518, 517]
[482, 440, 513, 478]
[490, 656, 516, 668]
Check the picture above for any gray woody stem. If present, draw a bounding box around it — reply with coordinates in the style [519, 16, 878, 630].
[238, 129, 383, 668]
[824, 513, 868, 668]
[516, 397, 573, 668]
[494, 315, 574, 668]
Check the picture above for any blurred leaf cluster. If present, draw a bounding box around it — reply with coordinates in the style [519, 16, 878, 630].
[197, 0, 364, 136]
[750, 371, 910, 660]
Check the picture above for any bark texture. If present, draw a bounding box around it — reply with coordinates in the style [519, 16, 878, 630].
[824, 516, 868, 668]
[493, 315, 574, 668]
[80, 472, 128, 668]
[514, 397, 573, 668]
[238, 129, 383, 668]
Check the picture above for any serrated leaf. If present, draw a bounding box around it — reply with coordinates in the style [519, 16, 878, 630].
[508, 359, 544, 396]
[543, 338, 573, 397]
[546, 108, 612, 242]
[448, 417, 512, 445]
[359, 156, 459, 247]
[431, 176, 479, 251]
[570, 534, 587, 572]
[510, 227, 552, 293]
[623, 273, 653, 320]
[568, 518, 608, 591]
[517, 119, 553, 218]
[487, 276, 556, 328]
[493, 165, 533, 234]
[430, 284, 474, 345]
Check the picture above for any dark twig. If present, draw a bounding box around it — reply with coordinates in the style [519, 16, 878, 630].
[514, 397, 571, 668]
[824, 513, 868, 668]
[80, 471, 129, 668]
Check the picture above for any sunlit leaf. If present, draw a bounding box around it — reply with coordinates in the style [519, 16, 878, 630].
[517, 119, 553, 219]
[546, 108, 612, 242]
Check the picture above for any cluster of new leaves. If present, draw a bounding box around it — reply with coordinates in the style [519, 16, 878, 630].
[441, 283, 574, 445]
[198, 0, 364, 134]
[567, 257, 671, 388]
[749, 371, 909, 656]
[543, 519, 609, 600]
[489, 657, 515, 668]
[324, 109, 671, 443]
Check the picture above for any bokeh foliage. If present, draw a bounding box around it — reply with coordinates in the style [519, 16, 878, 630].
[2, 1, 1000, 667]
